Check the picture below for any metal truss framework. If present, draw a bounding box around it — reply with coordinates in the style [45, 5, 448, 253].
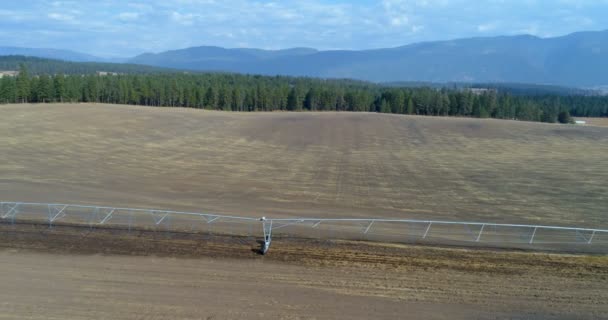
[1, 201, 607, 254]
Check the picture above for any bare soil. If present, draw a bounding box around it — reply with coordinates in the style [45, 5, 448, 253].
[0, 223, 606, 319]
[1, 103, 607, 228]
[1, 103, 608, 319]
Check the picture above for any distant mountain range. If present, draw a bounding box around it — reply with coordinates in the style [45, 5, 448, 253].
[128, 30, 608, 87]
[0, 46, 123, 63]
[2, 30, 608, 87]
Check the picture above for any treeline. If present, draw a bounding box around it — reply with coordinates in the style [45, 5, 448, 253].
[0, 55, 175, 75]
[2, 65, 607, 121]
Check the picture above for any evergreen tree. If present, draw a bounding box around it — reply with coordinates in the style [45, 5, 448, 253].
[53, 74, 66, 102]
[304, 88, 318, 111]
[287, 87, 300, 111]
[0, 76, 16, 103]
[35, 74, 53, 102]
[16, 64, 30, 103]
[406, 97, 414, 114]
[558, 110, 573, 124]
[380, 99, 390, 113]
[231, 87, 243, 111]
[204, 86, 217, 109]
[217, 86, 229, 110]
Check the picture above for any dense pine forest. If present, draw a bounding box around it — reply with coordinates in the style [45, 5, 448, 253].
[1, 61, 607, 122]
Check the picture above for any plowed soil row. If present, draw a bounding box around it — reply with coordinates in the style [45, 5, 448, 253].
[1, 223, 606, 319]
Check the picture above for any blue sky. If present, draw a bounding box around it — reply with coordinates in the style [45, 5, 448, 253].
[1, 0, 607, 57]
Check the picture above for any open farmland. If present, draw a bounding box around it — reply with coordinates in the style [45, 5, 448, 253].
[1, 103, 607, 227]
[0, 224, 607, 319]
[2, 103, 608, 319]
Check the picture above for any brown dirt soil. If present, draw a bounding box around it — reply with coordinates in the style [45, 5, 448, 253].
[0, 223, 607, 319]
[1, 104, 608, 319]
[1, 103, 608, 228]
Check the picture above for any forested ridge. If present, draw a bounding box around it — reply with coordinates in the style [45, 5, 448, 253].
[0, 55, 176, 75]
[2, 63, 607, 122]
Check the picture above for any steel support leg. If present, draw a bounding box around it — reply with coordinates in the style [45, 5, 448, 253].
[128, 210, 133, 233]
[156, 213, 169, 225]
[47, 205, 53, 228]
[364, 220, 375, 234]
[423, 222, 433, 239]
[529, 227, 538, 244]
[588, 230, 596, 245]
[99, 209, 115, 224]
[261, 218, 272, 255]
[89, 208, 99, 230]
[476, 224, 485, 242]
[10, 204, 19, 225]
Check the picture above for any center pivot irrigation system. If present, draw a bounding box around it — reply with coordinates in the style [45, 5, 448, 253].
[1, 202, 608, 254]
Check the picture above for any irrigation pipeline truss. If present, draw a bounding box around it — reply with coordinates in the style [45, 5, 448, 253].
[1, 201, 608, 254]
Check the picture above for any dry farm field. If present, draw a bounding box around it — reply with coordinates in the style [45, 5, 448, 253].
[0, 224, 606, 319]
[1, 103, 608, 319]
[1, 103, 607, 227]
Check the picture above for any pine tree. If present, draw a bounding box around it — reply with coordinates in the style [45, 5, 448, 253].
[36, 74, 53, 103]
[16, 64, 30, 103]
[380, 99, 390, 113]
[558, 110, 573, 124]
[53, 74, 66, 102]
[204, 86, 217, 109]
[287, 87, 300, 111]
[231, 87, 242, 111]
[0, 76, 16, 103]
[406, 97, 414, 114]
[304, 89, 316, 111]
[217, 86, 229, 110]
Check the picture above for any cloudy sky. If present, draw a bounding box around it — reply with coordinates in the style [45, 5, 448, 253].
[0, 0, 607, 57]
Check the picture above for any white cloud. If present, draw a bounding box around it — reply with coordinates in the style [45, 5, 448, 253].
[477, 23, 497, 32]
[411, 25, 424, 33]
[0, 9, 27, 21]
[390, 16, 409, 27]
[47, 13, 75, 22]
[170, 11, 198, 26]
[118, 12, 140, 21]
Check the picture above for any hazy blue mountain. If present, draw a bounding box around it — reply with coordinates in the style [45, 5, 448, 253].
[131, 46, 319, 69]
[129, 30, 608, 87]
[3, 31, 607, 87]
[0, 46, 123, 63]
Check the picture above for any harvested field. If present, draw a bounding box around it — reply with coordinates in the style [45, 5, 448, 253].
[2, 103, 608, 319]
[1, 103, 607, 228]
[0, 223, 607, 319]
